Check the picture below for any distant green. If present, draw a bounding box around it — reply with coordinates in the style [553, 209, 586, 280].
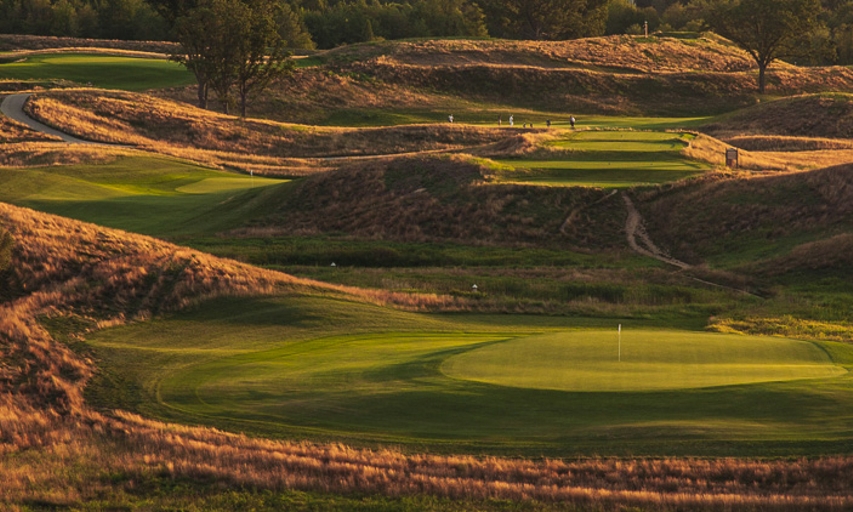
[0, 53, 194, 91]
[495, 130, 710, 187]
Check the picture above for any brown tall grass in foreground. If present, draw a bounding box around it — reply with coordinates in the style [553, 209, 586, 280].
[2, 201, 853, 510]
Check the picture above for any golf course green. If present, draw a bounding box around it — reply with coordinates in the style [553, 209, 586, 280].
[495, 131, 710, 187]
[86, 295, 853, 457]
[443, 330, 845, 392]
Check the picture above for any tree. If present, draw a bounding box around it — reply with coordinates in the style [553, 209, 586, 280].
[233, 0, 296, 117]
[481, 0, 608, 40]
[707, 0, 824, 92]
[172, 0, 298, 115]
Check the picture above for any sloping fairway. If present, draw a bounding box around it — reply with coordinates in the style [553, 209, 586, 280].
[442, 330, 845, 392]
[0, 53, 194, 91]
[86, 295, 853, 457]
[495, 131, 709, 187]
[0, 156, 284, 236]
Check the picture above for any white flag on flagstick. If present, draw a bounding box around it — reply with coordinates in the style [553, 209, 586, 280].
[618, 324, 621, 362]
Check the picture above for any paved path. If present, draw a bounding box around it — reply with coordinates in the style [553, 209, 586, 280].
[1, 93, 92, 143]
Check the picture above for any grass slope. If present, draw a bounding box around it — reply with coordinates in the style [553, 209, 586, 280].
[637, 163, 853, 270]
[0, 155, 284, 236]
[240, 155, 626, 248]
[701, 93, 853, 140]
[0, 53, 194, 91]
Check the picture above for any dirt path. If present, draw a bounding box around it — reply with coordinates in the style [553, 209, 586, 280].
[622, 192, 691, 269]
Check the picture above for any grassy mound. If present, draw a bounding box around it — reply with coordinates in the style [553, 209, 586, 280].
[320, 36, 757, 73]
[0, 115, 61, 143]
[702, 93, 853, 140]
[22, 90, 509, 173]
[244, 36, 853, 122]
[636, 163, 853, 269]
[242, 154, 625, 248]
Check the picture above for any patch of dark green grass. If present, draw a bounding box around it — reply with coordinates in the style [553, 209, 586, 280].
[0, 53, 194, 91]
[0, 156, 287, 237]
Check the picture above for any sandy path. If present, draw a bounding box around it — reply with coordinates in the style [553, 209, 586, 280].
[622, 192, 691, 269]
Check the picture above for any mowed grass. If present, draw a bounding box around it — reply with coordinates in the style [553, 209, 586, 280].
[85, 294, 853, 457]
[0, 156, 285, 236]
[442, 330, 845, 392]
[495, 131, 710, 187]
[0, 53, 194, 91]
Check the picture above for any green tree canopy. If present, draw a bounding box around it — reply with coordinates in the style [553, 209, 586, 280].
[708, 0, 824, 92]
[481, 0, 608, 40]
[172, 0, 303, 115]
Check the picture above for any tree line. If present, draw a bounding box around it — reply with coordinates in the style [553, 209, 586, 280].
[0, 0, 837, 105]
[2, 0, 851, 65]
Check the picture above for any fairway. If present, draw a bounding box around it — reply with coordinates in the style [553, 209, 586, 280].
[442, 330, 845, 391]
[0, 53, 194, 91]
[495, 130, 710, 187]
[0, 156, 285, 236]
[86, 295, 853, 457]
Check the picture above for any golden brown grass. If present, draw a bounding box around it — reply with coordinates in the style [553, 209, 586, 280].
[0, 116, 62, 143]
[724, 135, 853, 152]
[2, 201, 853, 510]
[323, 35, 757, 74]
[701, 93, 853, 140]
[0, 33, 178, 54]
[238, 154, 624, 248]
[636, 163, 853, 265]
[683, 133, 796, 171]
[22, 90, 508, 175]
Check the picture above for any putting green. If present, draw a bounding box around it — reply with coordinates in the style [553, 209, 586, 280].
[441, 330, 846, 391]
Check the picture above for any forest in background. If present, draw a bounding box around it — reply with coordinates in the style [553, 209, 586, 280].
[1, 0, 852, 63]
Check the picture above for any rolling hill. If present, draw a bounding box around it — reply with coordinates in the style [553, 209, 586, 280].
[5, 33, 853, 511]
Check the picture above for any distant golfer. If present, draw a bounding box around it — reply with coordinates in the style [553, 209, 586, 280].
[509, 115, 514, 127]
[448, 114, 454, 123]
[546, 119, 551, 128]
[570, 115, 576, 129]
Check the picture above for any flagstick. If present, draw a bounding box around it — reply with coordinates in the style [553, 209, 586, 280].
[618, 324, 621, 362]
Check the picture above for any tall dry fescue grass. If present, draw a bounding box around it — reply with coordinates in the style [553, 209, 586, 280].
[22, 90, 507, 174]
[0, 116, 62, 144]
[0, 33, 178, 54]
[684, 133, 796, 171]
[239, 154, 624, 248]
[724, 135, 853, 152]
[701, 93, 853, 140]
[636, 162, 853, 265]
[1, 201, 853, 510]
[325, 35, 757, 74]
